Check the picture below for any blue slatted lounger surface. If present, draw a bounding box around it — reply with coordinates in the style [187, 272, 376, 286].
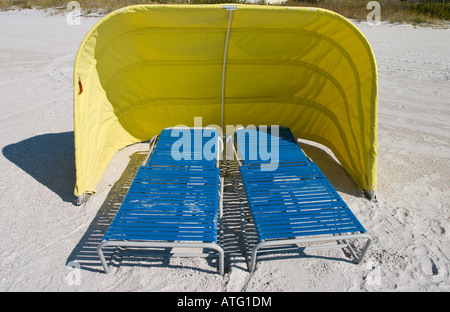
[235, 127, 371, 272]
[240, 164, 366, 240]
[148, 128, 218, 168]
[103, 167, 220, 242]
[236, 127, 309, 165]
[97, 128, 224, 275]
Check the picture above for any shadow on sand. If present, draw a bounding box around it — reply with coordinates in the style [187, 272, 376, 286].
[299, 141, 363, 197]
[2, 131, 76, 203]
[65, 151, 146, 273]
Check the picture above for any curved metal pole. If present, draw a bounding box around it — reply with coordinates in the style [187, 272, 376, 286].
[221, 5, 237, 132]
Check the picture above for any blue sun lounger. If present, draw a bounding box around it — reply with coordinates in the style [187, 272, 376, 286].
[97, 128, 224, 275]
[231, 127, 371, 272]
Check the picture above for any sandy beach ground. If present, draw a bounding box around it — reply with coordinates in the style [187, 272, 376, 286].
[0, 9, 448, 292]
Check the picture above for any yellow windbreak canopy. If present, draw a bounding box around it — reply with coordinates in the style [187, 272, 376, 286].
[73, 4, 378, 201]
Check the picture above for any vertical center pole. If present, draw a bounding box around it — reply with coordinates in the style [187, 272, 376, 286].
[221, 5, 237, 136]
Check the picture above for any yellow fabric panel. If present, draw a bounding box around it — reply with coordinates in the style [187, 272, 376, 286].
[73, 4, 377, 198]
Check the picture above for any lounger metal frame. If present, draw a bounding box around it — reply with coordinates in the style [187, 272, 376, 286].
[228, 128, 371, 272]
[97, 128, 225, 275]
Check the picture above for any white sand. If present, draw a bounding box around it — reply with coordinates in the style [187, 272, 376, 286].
[0, 9, 448, 292]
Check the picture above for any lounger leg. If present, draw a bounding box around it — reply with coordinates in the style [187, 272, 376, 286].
[97, 240, 224, 275]
[217, 246, 225, 276]
[249, 241, 267, 273]
[199, 242, 224, 276]
[344, 234, 372, 264]
[97, 240, 113, 274]
[248, 234, 372, 272]
[357, 236, 372, 263]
